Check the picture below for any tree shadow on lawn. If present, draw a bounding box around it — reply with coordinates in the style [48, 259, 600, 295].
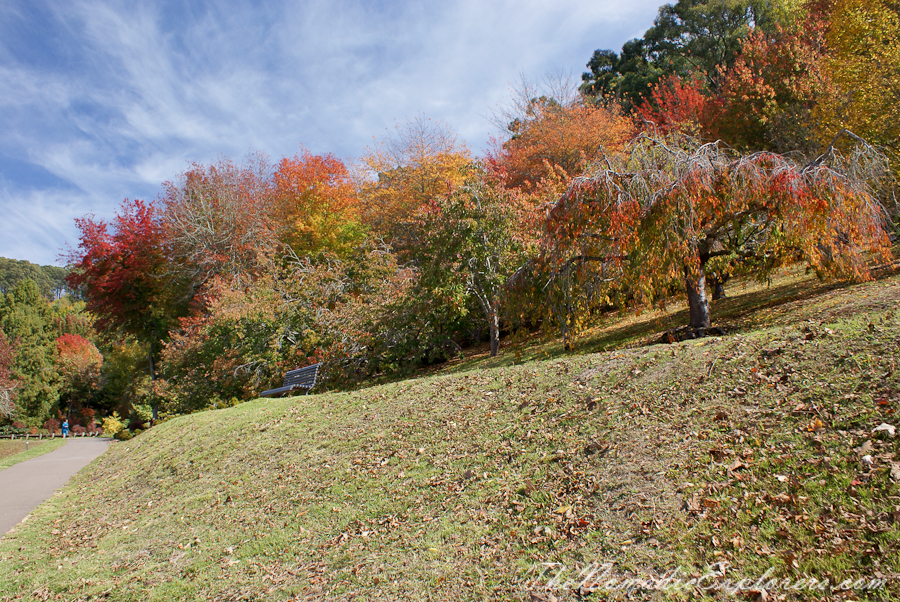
[576, 261, 900, 355]
[432, 259, 900, 378]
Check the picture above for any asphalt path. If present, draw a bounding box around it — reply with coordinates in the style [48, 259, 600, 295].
[0, 437, 111, 536]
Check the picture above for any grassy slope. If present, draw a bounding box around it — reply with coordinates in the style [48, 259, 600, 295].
[1, 272, 899, 601]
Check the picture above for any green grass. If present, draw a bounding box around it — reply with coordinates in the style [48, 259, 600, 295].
[0, 438, 67, 471]
[0, 268, 899, 601]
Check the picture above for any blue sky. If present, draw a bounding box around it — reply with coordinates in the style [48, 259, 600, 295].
[0, 0, 663, 266]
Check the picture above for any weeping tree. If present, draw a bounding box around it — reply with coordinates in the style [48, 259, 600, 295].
[544, 132, 893, 333]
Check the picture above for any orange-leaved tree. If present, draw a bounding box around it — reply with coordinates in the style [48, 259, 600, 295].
[487, 92, 634, 194]
[544, 133, 892, 333]
[271, 150, 364, 258]
[356, 116, 470, 247]
[55, 333, 103, 417]
[715, 19, 831, 155]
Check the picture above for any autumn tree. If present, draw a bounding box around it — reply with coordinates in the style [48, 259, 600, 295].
[159, 244, 409, 407]
[487, 80, 635, 194]
[634, 74, 716, 138]
[636, 17, 831, 157]
[55, 333, 103, 419]
[545, 134, 892, 333]
[715, 19, 830, 155]
[0, 330, 20, 419]
[161, 154, 274, 288]
[357, 116, 470, 247]
[65, 199, 189, 420]
[815, 0, 900, 180]
[271, 150, 364, 258]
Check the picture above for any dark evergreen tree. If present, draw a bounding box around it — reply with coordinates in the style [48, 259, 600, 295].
[581, 0, 773, 110]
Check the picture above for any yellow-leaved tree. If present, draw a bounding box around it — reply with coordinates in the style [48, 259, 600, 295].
[356, 115, 471, 249]
[816, 0, 900, 174]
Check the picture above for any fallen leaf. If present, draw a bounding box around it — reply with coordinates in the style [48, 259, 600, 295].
[709, 448, 729, 462]
[873, 423, 896, 438]
[769, 493, 794, 506]
[684, 494, 700, 513]
[856, 440, 874, 456]
[727, 459, 745, 473]
[583, 441, 610, 456]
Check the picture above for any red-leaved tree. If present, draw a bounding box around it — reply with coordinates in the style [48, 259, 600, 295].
[65, 199, 189, 419]
[55, 333, 103, 417]
[544, 134, 892, 334]
[635, 75, 719, 138]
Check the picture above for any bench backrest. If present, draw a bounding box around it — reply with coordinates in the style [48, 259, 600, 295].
[283, 363, 320, 389]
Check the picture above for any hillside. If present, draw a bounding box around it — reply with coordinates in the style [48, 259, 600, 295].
[1, 273, 899, 601]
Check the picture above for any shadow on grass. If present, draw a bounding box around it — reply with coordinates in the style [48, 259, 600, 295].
[578, 262, 900, 356]
[394, 260, 900, 381]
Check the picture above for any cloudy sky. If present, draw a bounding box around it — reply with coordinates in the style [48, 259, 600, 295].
[0, 0, 663, 266]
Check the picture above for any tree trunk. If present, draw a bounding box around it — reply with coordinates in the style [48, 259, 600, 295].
[709, 272, 728, 300]
[489, 302, 500, 357]
[685, 270, 711, 330]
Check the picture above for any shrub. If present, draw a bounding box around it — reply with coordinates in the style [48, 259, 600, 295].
[101, 414, 125, 437]
[0, 424, 29, 436]
[114, 429, 133, 441]
[43, 418, 60, 435]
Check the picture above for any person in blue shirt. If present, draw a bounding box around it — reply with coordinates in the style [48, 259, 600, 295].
[61, 419, 69, 438]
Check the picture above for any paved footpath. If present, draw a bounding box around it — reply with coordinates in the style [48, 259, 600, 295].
[0, 438, 111, 536]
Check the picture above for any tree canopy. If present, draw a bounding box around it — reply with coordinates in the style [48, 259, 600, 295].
[544, 134, 892, 331]
[0, 257, 70, 300]
[581, 0, 773, 109]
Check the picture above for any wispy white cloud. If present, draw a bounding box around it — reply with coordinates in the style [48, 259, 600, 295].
[0, 0, 663, 265]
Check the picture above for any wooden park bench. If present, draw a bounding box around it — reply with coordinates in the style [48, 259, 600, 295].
[260, 363, 321, 398]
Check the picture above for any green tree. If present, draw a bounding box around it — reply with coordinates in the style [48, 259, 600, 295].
[0, 258, 71, 300]
[0, 280, 61, 422]
[582, 0, 773, 109]
[418, 171, 530, 357]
